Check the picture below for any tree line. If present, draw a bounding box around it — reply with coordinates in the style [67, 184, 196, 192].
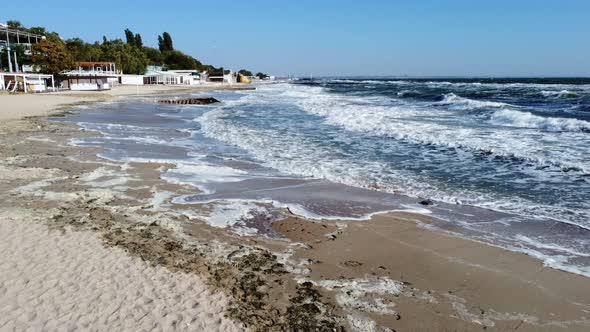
[1, 20, 267, 79]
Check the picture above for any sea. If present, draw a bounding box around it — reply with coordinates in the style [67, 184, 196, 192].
[57, 77, 590, 277]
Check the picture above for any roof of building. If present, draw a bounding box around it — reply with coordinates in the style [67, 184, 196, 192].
[76, 62, 116, 68]
[207, 71, 225, 77]
[144, 70, 184, 77]
[0, 27, 45, 41]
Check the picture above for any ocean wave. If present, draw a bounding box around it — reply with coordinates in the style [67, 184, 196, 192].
[435, 93, 512, 110]
[540, 90, 578, 98]
[490, 109, 590, 133]
[325, 79, 407, 85]
[396, 90, 423, 97]
[199, 99, 590, 235]
[284, 83, 589, 174]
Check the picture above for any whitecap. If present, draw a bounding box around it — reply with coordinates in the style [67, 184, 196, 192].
[490, 109, 590, 132]
[435, 93, 512, 110]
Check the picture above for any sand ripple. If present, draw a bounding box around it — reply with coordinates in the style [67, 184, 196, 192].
[0, 209, 244, 332]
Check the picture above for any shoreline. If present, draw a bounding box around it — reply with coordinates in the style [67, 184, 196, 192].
[1, 86, 590, 331]
[0, 83, 255, 121]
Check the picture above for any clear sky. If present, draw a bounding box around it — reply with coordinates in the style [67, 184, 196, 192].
[2, 0, 589, 77]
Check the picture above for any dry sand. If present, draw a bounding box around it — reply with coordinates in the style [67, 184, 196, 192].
[0, 210, 243, 332]
[0, 93, 108, 121]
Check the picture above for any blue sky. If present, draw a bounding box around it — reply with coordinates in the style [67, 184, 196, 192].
[2, 0, 589, 76]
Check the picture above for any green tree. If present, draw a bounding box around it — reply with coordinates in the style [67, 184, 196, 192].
[124, 28, 135, 45]
[158, 32, 174, 52]
[100, 39, 148, 74]
[0, 46, 8, 70]
[256, 72, 269, 79]
[65, 38, 102, 62]
[27, 26, 47, 35]
[134, 33, 143, 48]
[7, 20, 24, 30]
[162, 32, 174, 51]
[163, 50, 197, 70]
[12, 44, 28, 68]
[31, 40, 75, 78]
[142, 47, 163, 65]
[238, 69, 253, 77]
[202, 64, 218, 72]
[157, 35, 164, 52]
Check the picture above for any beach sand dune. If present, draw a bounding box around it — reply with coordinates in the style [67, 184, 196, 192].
[0, 209, 244, 332]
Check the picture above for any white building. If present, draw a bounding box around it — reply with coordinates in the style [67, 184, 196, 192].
[119, 75, 144, 85]
[201, 70, 236, 84]
[0, 72, 55, 93]
[1, 25, 46, 72]
[143, 69, 200, 85]
[62, 62, 119, 91]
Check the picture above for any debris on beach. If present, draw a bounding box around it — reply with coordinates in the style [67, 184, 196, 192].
[157, 97, 220, 105]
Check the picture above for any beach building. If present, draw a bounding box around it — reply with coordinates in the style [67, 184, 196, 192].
[119, 75, 144, 85]
[168, 70, 201, 85]
[143, 68, 200, 85]
[0, 24, 55, 93]
[143, 69, 183, 85]
[1, 24, 45, 72]
[0, 72, 55, 92]
[62, 62, 119, 91]
[202, 70, 236, 84]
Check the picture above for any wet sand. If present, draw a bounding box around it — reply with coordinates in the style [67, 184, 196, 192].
[273, 215, 590, 331]
[1, 89, 590, 331]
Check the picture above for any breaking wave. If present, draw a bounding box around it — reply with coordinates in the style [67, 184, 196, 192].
[435, 93, 512, 110]
[540, 90, 578, 98]
[490, 109, 590, 133]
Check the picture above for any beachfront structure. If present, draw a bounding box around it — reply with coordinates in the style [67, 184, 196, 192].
[143, 69, 183, 85]
[120, 74, 144, 85]
[143, 69, 200, 85]
[202, 70, 236, 84]
[0, 72, 55, 93]
[62, 62, 119, 91]
[168, 70, 201, 85]
[1, 24, 46, 72]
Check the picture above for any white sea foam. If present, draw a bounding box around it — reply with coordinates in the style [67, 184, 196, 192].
[161, 162, 248, 194]
[501, 238, 590, 278]
[284, 83, 589, 174]
[197, 84, 590, 229]
[436, 93, 512, 109]
[198, 103, 442, 199]
[165, 163, 247, 183]
[490, 109, 590, 132]
[318, 277, 404, 315]
[183, 200, 268, 235]
[540, 90, 577, 98]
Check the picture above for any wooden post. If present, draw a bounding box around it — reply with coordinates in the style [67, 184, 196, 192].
[23, 76, 27, 93]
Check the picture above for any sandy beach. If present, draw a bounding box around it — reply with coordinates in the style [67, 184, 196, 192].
[0, 86, 252, 331]
[1, 85, 590, 331]
[0, 84, 254, 121]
